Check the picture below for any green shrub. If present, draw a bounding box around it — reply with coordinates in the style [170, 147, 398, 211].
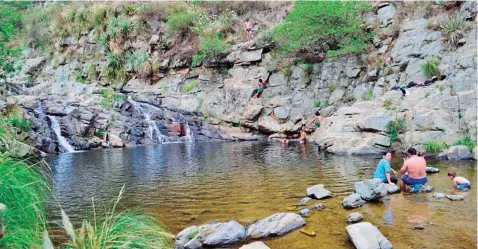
[425, 141, 448, 152]
[281, 67, 292, 82]
[314, 100, 321, 108]
[366, 88, 373, 101]
[387, 119, 405, 143]
[440, 15, 465, 48]
[4, 117, 31, 132]
[98, 32, 109, 51]
[421, 59, 440, 78]
[183, 80, 199, 93]
[328, 86, 336, 93]
[273, 1, 373, 57]
[455, 136, 476, 151]
[383, 100, 393, 109]
[256, 28, 275, 47]
[127, 52, 149, 73]
[107, 52, 121, 70]
[301, 63, 314, 84]
[107, 16, 131, 39]
[192, 34, 229, 67]
[165, 10, 196, 38]
[96, 129, 106, 138]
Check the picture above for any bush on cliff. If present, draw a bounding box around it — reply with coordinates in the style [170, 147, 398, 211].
[192, 33, 230, 67]
[273, 1, 373, 58]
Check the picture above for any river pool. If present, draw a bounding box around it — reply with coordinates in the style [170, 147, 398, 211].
[46, 141, 477, 249]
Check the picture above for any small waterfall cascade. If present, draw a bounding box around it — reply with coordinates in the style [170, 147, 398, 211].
[128, 100, 170, 143]
[47, 116, 75, 152]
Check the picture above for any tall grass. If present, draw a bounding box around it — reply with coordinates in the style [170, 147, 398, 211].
[421, 59, 440, 78]
[0, 155, 50, 249]
[425, 141, 448, 152]
[387, 119, 405, 143]
[455, 136, 476, 151]
[440, 15, 465, 48]
[63, 186, 173, 249]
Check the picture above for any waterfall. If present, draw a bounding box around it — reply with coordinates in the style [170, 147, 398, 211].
[48, 116, 75, 152]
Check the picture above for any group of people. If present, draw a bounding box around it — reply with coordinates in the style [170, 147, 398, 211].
[374, 147, 471, 192]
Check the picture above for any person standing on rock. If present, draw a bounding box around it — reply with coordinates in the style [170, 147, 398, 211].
[400, 147, 428, 192]
[244, 18, 253, 41]
[373, 152, 397, 185]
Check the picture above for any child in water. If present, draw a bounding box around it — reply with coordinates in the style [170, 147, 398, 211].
[448, 171, 471, 191]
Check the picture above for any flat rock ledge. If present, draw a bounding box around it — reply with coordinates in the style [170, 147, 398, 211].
[306, 184, 332, 200]
[346, 222, 393, 249]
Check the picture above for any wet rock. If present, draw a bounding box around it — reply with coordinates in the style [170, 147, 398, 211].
[354, 179, 387, 201]
[446, 195, 465, 201]
[347, 212, 364, 223]
[343, 193, 366, 209]
[442, 145, 473, 160]
[175, 221, 246, 249]
[299, 208, 312, 218]
[426, 167, 440, 173]
[384, 183, 400, 194]
[433, 193, 446, 199]
[239, 241, 270, 249]
[406, 184, 434, 193]
[306, 184, 332, 200]
[299, 197, 312, 206]
[300, 229, 316, 237]
[313, 203, 324, 211]
[246, 213, 305, 238]
[414, 225, 425, 230]
[346, 222, 392, 249]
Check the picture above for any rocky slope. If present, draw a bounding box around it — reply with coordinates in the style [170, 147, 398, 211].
[2, 1, 477, 156]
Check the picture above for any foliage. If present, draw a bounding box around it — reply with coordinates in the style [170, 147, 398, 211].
[183, 80, 199, 93]
[127, 52, 149, 74]
[440, 14, 465, 49]
[383, 100, 393, 109]
[281, 67, 292, 83]
[192, 34, 229, 67]
[96, 129, 106, 138]
[99, 88, 122, 109]
[5, 117, 31, 132]
[300, 63, 314, 84]
[0, 155, 50, 249]
[328, 86, 336, 93]
[365, 88, 373, 101]
[425, 141, 448, 152]
[455, 136, 476, 151]
[63, 187, 173, 249]
[165, 9, 196, 38]
[387, 119, 405, 143]
[421, 59, 440, 78]
[256, 28, 275, 47]
[314, 100, 321, 108]
[273, 1, 373, 57]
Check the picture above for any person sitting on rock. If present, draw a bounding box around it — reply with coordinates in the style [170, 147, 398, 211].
[447, 171, 471, 191]
[255, 79, 266, 98]
[400, 147, 428, 192]
[310, 110, 323, 128]
[373, 152, 398, 185]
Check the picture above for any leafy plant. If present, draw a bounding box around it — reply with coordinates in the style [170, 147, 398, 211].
[440, 14, 465, 49]
[4, 117, 31, 132]
[314, 100, 321, 108]
[192, 34, 230, 67]
[281, 67, 292, 83]
[425, 141, 448, 152]
[165, 10, 196, 38]
[455, 136, 476, 151]
[256, 27, 275, 47]
[365, 88, 373, 101]
[421, 59, 440, 78]
[387, 119, 405, 143]
[183, 80, 199, 93]
[328, 86, 336, 93]
[127, 52, 149, 74]
[301, 63, 314, 84]
[273, 1, 373, 57]
[96, 129, 106, 138]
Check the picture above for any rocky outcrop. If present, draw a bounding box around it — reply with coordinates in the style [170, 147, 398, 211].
[346, 222, 392, 249]
[246, 213, 305, 239]
[440, 145, 473, 160]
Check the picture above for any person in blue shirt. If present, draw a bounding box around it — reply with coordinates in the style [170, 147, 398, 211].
[373, 152, 397, 185]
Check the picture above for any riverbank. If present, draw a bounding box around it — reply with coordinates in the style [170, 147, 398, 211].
[46, 141, 477, 249]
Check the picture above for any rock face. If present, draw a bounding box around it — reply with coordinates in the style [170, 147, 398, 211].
[306, 184, 332, 200]
[346, 222, 393, 249]
[442, 145, 473, 160]
[354, 179, 387, 201]
[343, 193, 366, 209]
[348, 212, 364, 223]
[246, 213, 305, 239]
[446, 195, 465, 201]
[175, 221, 246, 249]
[239, 241, 270, 249]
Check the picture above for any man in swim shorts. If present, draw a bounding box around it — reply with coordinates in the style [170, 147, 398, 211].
[244, 18, 253, 41]
[400, 147, 428, 192]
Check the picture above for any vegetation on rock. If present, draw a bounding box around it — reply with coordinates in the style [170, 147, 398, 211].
[421, 59, 440, 78]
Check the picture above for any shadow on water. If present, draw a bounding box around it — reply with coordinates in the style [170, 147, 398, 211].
[46, 141, 477, 249]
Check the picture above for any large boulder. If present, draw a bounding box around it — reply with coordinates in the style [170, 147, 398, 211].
[354, 179, 387, 201]
[306, 184, 332, 200]
[246, 213, 305, 238]
[239, 241, 270, 249]
[442, 145, 473, 160]
[346, 222, 393, 249]
[383, 183, 400, 194]
[175, 221, 246, 249]
[342, 193, 366, 209]
[107, 133, 124, 147]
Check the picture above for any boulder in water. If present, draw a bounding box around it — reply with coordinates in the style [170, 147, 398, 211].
[433, 193, 446, 199]
[299, 208, 312, 218]
[306, 184, 332, 200]
[342, 193, 366, 209]
[175, 221, 246, 249]
[346, 222, 393, 249]
[426, 167, 440, 173]
[313, 203, 325, 211]
[239, 241, 270, 249]
[354, 179, 387, 201]
[446, 195, 465, 201]
[299, 197, 312, 206]
[384, 183, 401, 194]
[347, 212, 364, 223]
[246, 213, 305, 239]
